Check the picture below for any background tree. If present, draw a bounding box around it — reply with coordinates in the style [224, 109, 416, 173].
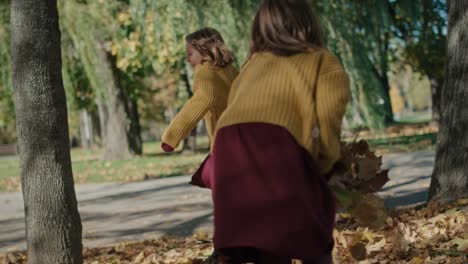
[429, 0, 468, 201]
[317, 0, 396, 129]
[10, 0, 83, 262]
[0, 0, 448, 150]
[59, 0, 143, 160]
[391, 0, 447, 123]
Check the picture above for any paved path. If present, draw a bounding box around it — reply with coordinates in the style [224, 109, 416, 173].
[0, 150, 434, 252]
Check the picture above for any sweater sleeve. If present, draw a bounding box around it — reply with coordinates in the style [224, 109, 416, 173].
[162, 65, 217, 149]
[315, 55, 350, 175]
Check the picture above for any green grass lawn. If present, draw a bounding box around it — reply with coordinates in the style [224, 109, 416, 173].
[398, 112, 432, 124]
[0, 139, 210, 192]
[0, 132, 435, 192]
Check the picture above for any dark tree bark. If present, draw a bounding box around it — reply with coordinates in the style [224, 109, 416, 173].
[181, 70, 197, 153]
[126, 97, 143, 155]
[90, 109, 101, 147]
[97, 97, 108, 147]
[429, 75, 442, 123]
[370, 63, 394, 126]
[10, 0, 83, 263]
[429, 0, 468, 201]
[380, 73, 395, 125]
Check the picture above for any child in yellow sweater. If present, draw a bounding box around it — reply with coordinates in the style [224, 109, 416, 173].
[161, 28, 238, 153]
[203, 0, 350, 263]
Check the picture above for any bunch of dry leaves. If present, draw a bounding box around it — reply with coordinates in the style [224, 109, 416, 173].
[329, 140, 390, 229]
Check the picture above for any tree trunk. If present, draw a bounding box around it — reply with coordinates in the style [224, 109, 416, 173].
[90, 109, 101, 147]
[80, 110, 93, 150]
[126, 97, 143, 155]
[97, 97, 108, 147]
[10, 0, 83, 263]
[429, 0, 468, 202]
[370, 62, 394, 126]
[183, 129, 198, 153]
[429, 76, 442, 123]
[98, 43, 142, 160]
[181, 70, 197, 152]
[380, 73, 395, 125]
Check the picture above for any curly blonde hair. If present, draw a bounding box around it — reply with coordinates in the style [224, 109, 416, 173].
[186, 27, 235, 68]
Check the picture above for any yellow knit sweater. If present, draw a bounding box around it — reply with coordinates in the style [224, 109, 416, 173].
[215, 48, 350, 174]
[162, 63, 238, 150]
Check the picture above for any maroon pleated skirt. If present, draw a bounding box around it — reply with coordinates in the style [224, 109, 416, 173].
[191, 123, 336, 261]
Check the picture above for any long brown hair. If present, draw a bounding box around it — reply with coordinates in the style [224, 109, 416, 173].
[250, 0, 324, 57]
[186, 27, 235, 68]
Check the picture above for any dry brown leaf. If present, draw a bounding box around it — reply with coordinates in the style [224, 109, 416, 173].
[329, 139, 390, 195]
[356, 157, 382, 181]
[356, 170, 390, 193]
[133, 251, 145, 263]
[410, 256, 424, 264]
[349, 194, 388, 229]
[349, 242, 367, 261]
[366, 238, 387, 253]
[451, 237, 468, 252]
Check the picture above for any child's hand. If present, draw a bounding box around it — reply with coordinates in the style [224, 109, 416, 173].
[161, 142, 174, 153]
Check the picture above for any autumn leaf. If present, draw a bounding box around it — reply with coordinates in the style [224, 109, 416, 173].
[349, 242, 367, 261]
[451, 238, 468, 252]
[349, 194, 388, 229]
[410, 256, 424, 264]
[329, 139, 390, 193]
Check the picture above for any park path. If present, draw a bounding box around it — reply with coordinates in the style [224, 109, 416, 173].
[0, 150, 435, 252]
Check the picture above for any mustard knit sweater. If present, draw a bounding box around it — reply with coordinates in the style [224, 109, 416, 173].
[162, 63, 238, 150]
[215, 48, 350, 174]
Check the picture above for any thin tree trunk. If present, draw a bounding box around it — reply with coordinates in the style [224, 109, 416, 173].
[90, 109, 101, 147]
[429, 76, 442, 123]
[10, 0, 83, 263]
[429, 0, 468, 201]
[380, 73, 394, 125]
[80, 110, 93, 150]
[126, 97, 142, 155]
[181, 70, 197, 152]
[97, 97, 108, 147]
[370, 63, 394, 126]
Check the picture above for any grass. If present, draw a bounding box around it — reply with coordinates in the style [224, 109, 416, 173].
[0, 157, 18, 180]
[398, 112, 432, 124]
[361, 132, 437, 154]
[0, 139, 210, 192]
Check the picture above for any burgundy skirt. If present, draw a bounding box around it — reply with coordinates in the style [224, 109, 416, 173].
[191, 123, 336, 261]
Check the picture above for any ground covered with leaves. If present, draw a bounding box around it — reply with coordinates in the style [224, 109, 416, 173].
[2, 200, 466, 264]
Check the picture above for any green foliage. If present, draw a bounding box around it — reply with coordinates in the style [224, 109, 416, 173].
[62, 33, 95, 111]
[316, 0, 446, 130]
[0, 0, 447, 141]
[106, 0, 259, 122]
[59, 0, 119, 99]
[317, 0, 394, 130]
[393, 0, 447, 82]
[0, 3, 15, 143]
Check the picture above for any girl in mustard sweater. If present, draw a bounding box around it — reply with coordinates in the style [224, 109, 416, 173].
[204, 1, 350, 263]
[161, 28, 238, 178]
